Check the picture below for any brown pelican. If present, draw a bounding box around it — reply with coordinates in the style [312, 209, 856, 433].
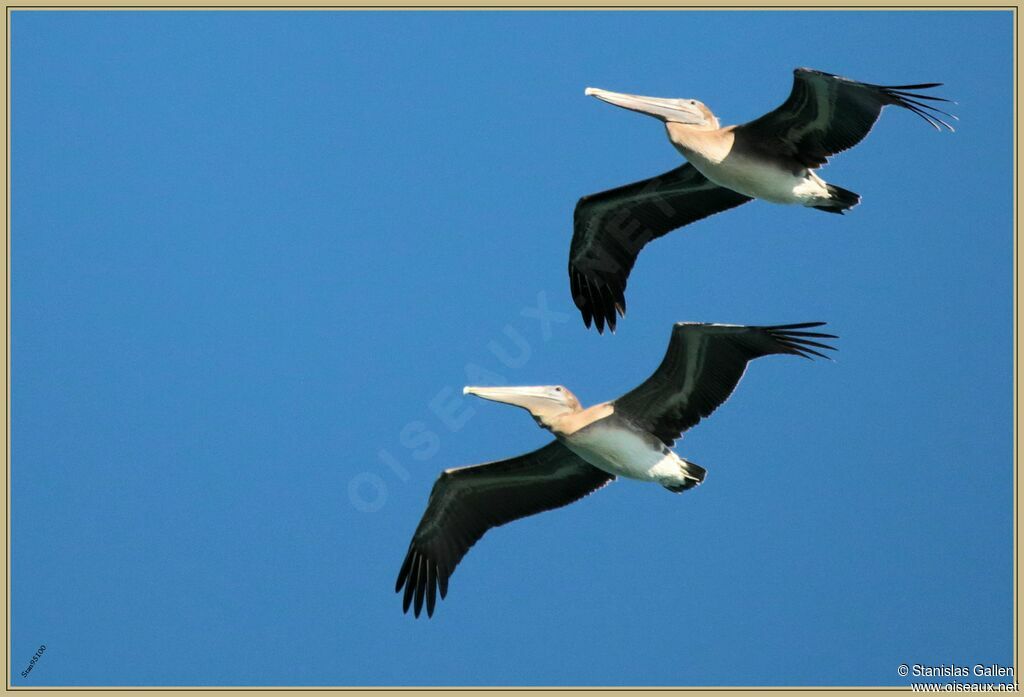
[570, 68, 955, 333]
[395, 321, 837, 617]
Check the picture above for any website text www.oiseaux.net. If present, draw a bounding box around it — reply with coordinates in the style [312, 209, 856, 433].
[911, 682, 1018, 692]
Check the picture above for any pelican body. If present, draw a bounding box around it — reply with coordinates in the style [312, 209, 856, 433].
[570, 68, 955, 333]
[465, 385, 705, 492]
[395, 322, 838, 617]
[670, 126, 835, 206]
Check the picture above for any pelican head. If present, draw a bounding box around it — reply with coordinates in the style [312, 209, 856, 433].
[463, 385, 582, 429]
[585, 87, 718, 129]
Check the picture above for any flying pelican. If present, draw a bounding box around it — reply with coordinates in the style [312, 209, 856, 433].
[570, 67, 955, 333]
[395, 321, 837, 617]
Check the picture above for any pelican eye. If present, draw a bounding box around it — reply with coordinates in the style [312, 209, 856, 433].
[555, 387, 562, 392]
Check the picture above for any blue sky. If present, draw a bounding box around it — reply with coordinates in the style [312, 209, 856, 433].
[11, 10, 1013, 687]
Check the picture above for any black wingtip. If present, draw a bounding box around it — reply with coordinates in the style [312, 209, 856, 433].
[765, 322, 839, 359]
[412, 556, 427, 618]
[880, 83, 957, 132]
[786, 343, 834, 360]
[402, 569, 416, 613]
[882, 81, 943, 90]
[776, 330, 839, 339]
[438, 571, 449, 600]
[397, 549, 447, 618]
[570, 264, 630, 334]
[425, 563, 437, 618]
[395, 547, 414, 593]
[786, 336, 836, 351]
[766, 321, 828, 331]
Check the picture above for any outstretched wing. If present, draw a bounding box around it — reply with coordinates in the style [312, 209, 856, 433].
[614, 322, 838, 447]
[395, 441, 613, 618]
[569, 164, 752, 333]
[737, 67, 955, 169]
